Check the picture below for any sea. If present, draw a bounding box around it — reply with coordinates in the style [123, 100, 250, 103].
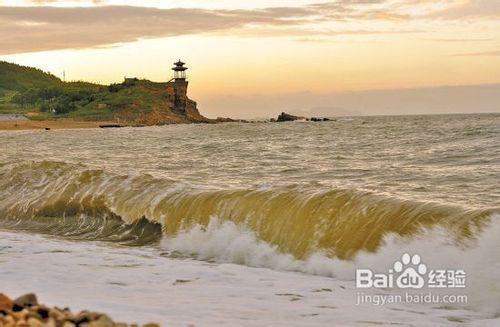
[0, 113, 499, 326]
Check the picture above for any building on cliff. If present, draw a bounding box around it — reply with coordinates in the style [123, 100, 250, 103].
[165, 60, 201, 119]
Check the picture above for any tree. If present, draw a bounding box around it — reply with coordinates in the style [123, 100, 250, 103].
[108, 83, 123, 93]
[53, 96, 76, 114]
[38, 86, 62, 100]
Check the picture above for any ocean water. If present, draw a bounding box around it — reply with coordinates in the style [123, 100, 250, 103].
[0, 113, 499, 325]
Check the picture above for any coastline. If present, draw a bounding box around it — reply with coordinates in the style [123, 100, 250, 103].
[0, 120, 116, 131]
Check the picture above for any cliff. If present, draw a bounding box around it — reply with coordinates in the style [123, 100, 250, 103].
[163, 79, 209, 124]
[81, 78, 210, 125]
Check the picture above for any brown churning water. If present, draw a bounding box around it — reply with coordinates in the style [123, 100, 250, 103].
[0, 114, 498, 261]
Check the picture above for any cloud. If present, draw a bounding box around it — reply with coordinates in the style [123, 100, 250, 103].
[424, 37, 493, 42]
[0, 1, 497, 55]
[0, 5, 315, 54]
[427, 0, 500, 19]
[450, 50, 500, 57]
[0, 2, 420, 55]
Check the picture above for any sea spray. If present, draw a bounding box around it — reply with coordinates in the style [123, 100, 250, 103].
[161, 216, 339, 277]
[345, 214, 500, 317]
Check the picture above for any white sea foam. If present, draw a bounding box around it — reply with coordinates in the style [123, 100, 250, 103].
[162, 214, 500, 317]
[161, 217, 339, 277]
[5, 228, 486, 326]
[343, 213, 500, 317]
[1, 215, 499, 325]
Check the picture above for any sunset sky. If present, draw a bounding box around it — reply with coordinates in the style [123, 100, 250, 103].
[1, 0, 499, 118]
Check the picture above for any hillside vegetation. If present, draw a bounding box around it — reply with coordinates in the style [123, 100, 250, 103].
[0, 61, 62, 92]
[0, 61, 208, 124]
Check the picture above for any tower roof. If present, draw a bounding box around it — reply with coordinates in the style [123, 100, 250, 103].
[172, 60, 187, 71]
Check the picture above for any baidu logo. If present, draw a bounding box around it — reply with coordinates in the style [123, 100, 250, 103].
[355, 253, 466, 289]
[394, 253, 427, 289]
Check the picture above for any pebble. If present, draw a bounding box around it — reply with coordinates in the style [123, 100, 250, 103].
[0, 294, 13, 311]
[0, 292, 159, 327]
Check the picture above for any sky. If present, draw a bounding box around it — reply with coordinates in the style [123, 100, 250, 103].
[0, 0, 499, 118]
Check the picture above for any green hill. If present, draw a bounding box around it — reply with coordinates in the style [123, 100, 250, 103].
[0, 61, 62, 92]
[0, 61, 209, 124]
[0, 61, 101, 116]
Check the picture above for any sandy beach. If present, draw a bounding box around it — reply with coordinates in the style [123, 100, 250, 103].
[0, 119, 113, 131]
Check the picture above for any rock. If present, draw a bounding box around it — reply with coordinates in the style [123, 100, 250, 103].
[164, 77, 210, 124]
[308, 117, 333, 122]
[11, 309, 28, 320]
[16, 318, 28, 326]
[13, 294, 38, 309]
[36, 307, 49, 319]
[3, 315, 15, 325]
[276, 112, 303, 122]
[12, 304, 23, 312]
[0, 293, 157, 327]
[87, 314, 114, 327]
[0, 294, 13, 311]
[215, 117, 236, 123]
[72, 310, 95, 325]
[48, 308, 66, 321]
[27, 317, 42, 327]
[99, 124, 123, 128]
[46, 317, 58, 327]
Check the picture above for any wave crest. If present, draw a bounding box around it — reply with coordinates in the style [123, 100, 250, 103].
[0, 161, 495, 259]
[162, 216, 338, 276]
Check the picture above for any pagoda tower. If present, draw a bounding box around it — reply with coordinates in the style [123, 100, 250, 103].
[166, 60, 191, 112]
[172, 60, 187, 80]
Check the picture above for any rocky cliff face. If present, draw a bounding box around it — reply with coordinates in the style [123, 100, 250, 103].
[164, 79, 209, 123]
[97, 79, 211, 125]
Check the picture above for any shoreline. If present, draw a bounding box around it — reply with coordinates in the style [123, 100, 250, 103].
[0, 119, 246, 131]
[0, 120, 116, 131]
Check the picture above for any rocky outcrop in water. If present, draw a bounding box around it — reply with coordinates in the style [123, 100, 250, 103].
[214, 117, 237, 123]
[276, 112, 303, 122]
[310, 117, 332, 122]
[276, 112, 333, 122]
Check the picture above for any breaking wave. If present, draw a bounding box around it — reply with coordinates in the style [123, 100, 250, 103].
[162, 214, 500, 316]
[162, 217, 339, 276]
[0, 214, 162, 246]
[0, 161, 496, 262]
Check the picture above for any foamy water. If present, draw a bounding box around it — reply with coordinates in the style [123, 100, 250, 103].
[0, 113, 499, 325]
